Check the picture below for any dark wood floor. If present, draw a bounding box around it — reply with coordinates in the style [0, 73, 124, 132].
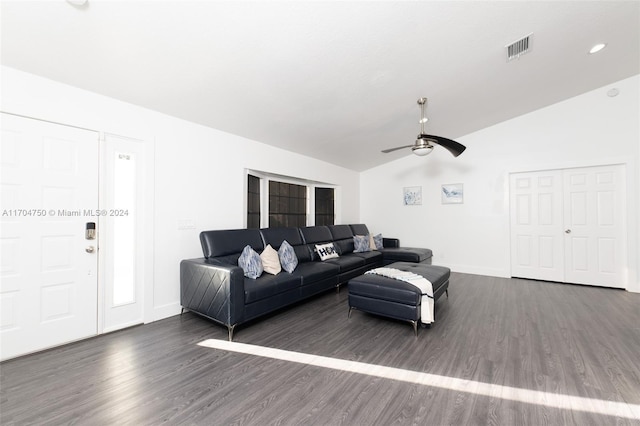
[2, 273, 639, 425]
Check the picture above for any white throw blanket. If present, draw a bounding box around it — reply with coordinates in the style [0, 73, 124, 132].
[365, 267, 434, 325]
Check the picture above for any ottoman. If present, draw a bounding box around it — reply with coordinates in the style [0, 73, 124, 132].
[347, 262, 450, 335]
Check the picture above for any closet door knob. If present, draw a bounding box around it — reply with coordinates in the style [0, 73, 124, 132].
[565, 229, 571, 234]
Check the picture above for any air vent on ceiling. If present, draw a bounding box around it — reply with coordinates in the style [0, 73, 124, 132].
[506, 33, 533, 62]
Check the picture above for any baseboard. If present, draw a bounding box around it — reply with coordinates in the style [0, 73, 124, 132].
[627, 281, 640, 293]
[435, 263, 511, 279]
[151, 301, 182, 322]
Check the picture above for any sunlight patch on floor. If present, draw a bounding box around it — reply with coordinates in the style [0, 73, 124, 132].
[198, 339, 640, 420]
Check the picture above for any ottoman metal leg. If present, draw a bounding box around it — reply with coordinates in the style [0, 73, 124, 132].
[410, 320, 418, 337]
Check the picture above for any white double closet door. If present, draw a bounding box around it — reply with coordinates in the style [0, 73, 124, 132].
[510, 165, 627, 288]
[1, 113, 145, 360]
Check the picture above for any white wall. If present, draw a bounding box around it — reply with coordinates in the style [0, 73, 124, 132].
[361, 75, 640, 292]
[1, 66, 361, 321]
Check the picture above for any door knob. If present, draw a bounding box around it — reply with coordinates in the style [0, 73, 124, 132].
[85, 246, 95, 253]
[565, 229, 571, 234]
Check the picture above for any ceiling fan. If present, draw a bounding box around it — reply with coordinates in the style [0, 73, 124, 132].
[382, 98, 466, 157]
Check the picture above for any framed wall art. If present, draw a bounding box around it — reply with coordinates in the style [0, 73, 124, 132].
[403, 186, 422, 206]
[441, 183, 463, 204]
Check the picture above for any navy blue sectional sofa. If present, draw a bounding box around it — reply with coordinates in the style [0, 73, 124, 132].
[180, 224, 432, 340]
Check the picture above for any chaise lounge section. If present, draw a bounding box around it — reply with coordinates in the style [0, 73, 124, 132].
[180, 224, 433, 340]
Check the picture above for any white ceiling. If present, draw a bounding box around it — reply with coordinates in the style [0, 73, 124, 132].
[1, 1, 639, 171]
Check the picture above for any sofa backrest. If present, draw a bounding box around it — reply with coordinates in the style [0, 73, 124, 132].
[200, 229, 264, 263]
[299, 226, 334, 261]
[328, 224, 355, 255]
[199, 224, 373, 264]
[349, 224, 370, 236]
[259, 227, 311, 262]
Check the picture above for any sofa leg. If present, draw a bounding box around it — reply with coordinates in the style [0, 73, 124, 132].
[227, 325, 236, 342]
[180, 307, 185, 315]
[348, 306, 353, 319]
[446, 289, 449, 298]
[410, 320, 418, 337]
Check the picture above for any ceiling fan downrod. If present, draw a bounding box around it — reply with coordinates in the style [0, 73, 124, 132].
[414, 97, 434, 156]
[418, 97, 428, 131]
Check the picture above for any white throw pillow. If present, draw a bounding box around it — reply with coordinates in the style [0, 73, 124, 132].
[315, 242, 339, 261]
[260, 244, 281, 275]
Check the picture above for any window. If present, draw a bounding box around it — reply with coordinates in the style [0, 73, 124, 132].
[113, 152, 136, 306]
[247, 174, 261, 229]
[269, 181, 306, 227]
[245, 171, 336, 228]
[315, 187, 335, 226]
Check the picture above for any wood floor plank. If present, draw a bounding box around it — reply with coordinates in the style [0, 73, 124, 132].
[1, 273, 639, 425]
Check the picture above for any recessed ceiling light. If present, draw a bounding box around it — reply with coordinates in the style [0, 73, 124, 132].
[66, 0, 88, 6]
[589, 43, 607, 54]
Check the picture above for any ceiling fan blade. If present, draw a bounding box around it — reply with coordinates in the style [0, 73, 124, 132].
[381, 145, 414, 154]
[420, 134, 466, 157]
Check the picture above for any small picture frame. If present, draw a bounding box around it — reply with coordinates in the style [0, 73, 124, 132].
[441, 183, 463, 204]
[403, 186, 422, 206]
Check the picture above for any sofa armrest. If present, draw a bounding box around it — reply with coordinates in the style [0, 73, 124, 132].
[383, 237, 400, 248]
[180, 258, 245, 329]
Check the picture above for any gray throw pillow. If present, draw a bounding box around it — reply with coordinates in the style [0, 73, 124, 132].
[278, 240, 298, 273]
[373, 234, 384, 250]
[238, 245, 263, 279]
[353, 235, 370, 253]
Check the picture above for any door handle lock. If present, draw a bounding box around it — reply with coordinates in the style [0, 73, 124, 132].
[565, 229, 571, 234]
[86, 222, 96, 240]
[85, 246, 95, 253]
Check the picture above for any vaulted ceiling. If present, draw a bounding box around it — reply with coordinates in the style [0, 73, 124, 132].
[2, 1, 638, 171]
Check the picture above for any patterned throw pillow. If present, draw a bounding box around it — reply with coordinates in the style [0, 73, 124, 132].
[373, 234, 384, 250]
[315, 242, 339, 261]
[278, 240, 298, 273]
[353, 235, 370, 253]
[238, 245, 263, 279]
[260, 244, 281, 275]
[369, 234, 377, 251]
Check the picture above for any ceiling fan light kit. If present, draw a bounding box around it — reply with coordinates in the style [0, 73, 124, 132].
[412, 139, 434, 156]
[382, 97, 466, 158]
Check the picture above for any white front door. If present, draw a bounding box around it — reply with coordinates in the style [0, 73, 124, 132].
[1, 113, 99, 360]
[563, 165, 626, 288]
[509, 164, 627, 288]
